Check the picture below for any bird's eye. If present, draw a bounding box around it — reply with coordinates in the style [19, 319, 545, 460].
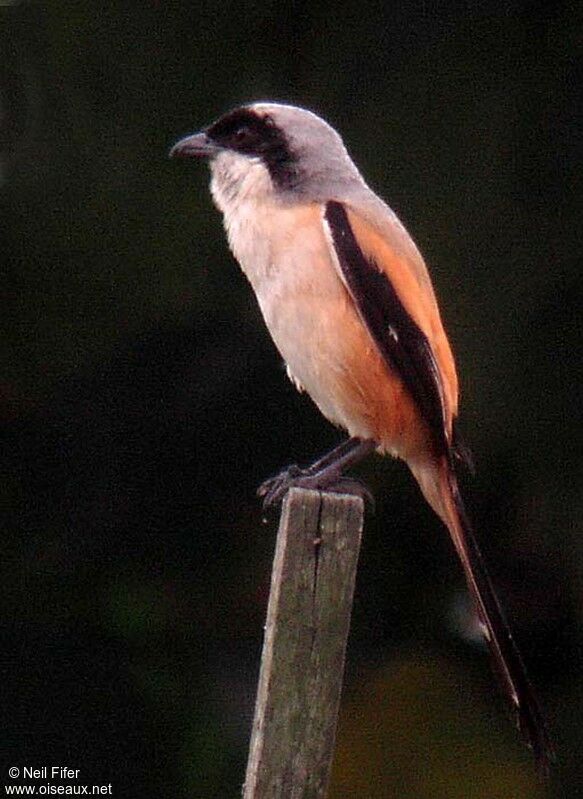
[232, 125, 255, 148]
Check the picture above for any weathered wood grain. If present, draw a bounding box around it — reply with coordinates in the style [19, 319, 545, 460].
[243, 488, 365, 799]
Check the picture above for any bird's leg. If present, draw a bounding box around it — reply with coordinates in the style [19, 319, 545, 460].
[258, 437, 377, 508]
[298, 436, 371, 476]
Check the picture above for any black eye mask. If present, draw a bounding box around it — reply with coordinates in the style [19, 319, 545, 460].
[206, 108, 298, 187]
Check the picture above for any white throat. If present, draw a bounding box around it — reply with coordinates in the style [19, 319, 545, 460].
[209, 151, 281, 289]
[210, 151, 275, 217]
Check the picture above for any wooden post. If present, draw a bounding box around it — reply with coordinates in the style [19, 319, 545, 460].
[243, 487, 365, 799]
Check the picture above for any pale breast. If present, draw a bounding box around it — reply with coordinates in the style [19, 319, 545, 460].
[222, 200, 424, 453]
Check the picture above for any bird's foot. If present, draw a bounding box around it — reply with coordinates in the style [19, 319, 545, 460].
[257, 465, 374, 510]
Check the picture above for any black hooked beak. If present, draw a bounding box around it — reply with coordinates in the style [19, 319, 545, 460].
[169, 131, 220, 159]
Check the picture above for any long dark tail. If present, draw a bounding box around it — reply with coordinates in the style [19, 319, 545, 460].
[411, 457, 554, 774]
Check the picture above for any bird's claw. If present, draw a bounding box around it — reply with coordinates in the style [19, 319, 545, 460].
[257, 464, 304, 507]
[328, 477, 376, 512]
[257, 466, 375, 511]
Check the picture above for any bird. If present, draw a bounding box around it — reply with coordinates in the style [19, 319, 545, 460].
[170, 101, 553, 771]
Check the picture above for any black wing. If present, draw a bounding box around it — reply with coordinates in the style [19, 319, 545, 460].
[324, 200, 449, 457]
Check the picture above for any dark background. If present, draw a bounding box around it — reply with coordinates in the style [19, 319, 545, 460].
[2, 2, 582, 797]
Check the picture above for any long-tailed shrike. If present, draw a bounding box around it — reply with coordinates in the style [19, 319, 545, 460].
[170, 102, 552, 770]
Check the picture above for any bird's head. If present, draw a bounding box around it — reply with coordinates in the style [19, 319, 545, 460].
[170, 102, 363, 211]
